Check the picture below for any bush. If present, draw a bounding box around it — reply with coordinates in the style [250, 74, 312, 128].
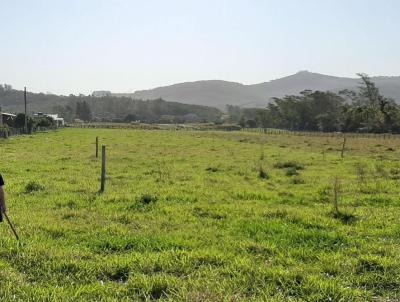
[124, 114, 138, 122]
[35, 116, 55, 127]
[286, 167, 299, 176]
[331, 211, 357, 224]
[258, 167, 269, 179]
[25, 181, 45, 193]
[14, 113, 34, 131]
[291, 176, 305, 184]
[274, 161, 304, 170]
[246, 119, 257, 128]
[137, 194, 158, 205]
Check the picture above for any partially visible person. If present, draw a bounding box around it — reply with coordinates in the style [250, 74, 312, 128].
[0, 174, 6, 215]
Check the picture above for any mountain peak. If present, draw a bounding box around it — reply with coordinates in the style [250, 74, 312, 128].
[292, 70, 326, 78]
[295, 70, 312, 74]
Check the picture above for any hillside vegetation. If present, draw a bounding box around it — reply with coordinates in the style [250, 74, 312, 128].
[0, 128, 399, 301]
[0, 85, 221, 123]
[228, 74, 400, 133]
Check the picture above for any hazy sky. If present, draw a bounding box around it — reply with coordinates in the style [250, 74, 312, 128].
[1, 0, 399, 95]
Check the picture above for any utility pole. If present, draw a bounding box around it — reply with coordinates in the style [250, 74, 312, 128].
[24, 87, 27, 133]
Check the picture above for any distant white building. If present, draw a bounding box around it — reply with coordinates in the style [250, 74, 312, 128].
[46, 114, 65, 127]
[92, 91, 112, 97]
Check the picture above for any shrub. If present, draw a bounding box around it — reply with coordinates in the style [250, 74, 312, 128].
[291, 176, 305, 184]
[36, 116, 55, 127]
[98, 266, 130, 282]
[264, 209, 288, 219]
[137, 194, 158, 205]
[356, 258, 385, 273]
[192, 207, 226, 220]
[317, 186, 330, 203]
[274, 161, 304, 170]
[25, 181, 45, 193]
[286, 167, 299, 176]
[246, 119, 257, 128]
[331, 211, 357, 224]
[258, 167, 269, 179]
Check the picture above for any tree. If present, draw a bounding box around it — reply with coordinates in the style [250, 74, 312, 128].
[53, 105, 75, 123]
[341, 74, 400, 133]
[14, 113, 34, 132]
[238, 116, 246, 127]
[124, 114, 138, 122]
[254, 74, 400, 133]
[246, 119, 257, 128]
[76, 101, 92, 121]
[359, 74, 400, 132]
[36, 116, 55, 127]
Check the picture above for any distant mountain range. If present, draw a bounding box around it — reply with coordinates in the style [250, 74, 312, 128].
[112, 71, 400, 109]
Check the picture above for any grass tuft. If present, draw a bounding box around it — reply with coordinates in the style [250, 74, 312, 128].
[258, 167, 269, 179]
[274, 161, 304, 170]
[99, 266, 130, 283]
[291, 176, 305, 184]
[286, 167, 299, 176]
[330, 210, 357, 224]
[25, 181, 45, 193]
[137, 194, 158, 205]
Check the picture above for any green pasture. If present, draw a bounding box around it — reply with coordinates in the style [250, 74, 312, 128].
[0, 128, 399, 301]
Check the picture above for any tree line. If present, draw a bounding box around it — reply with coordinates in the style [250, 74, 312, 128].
[53, 97, 221, 123]
[0, 86, 222, 124]
[228, 74, 400, 133]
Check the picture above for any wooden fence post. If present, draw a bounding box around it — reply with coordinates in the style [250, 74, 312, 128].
[24, 87, 27, 134]
[341, 136, 347, 159]
[100, 145, 106, 192]
[95, 136, 99, 158]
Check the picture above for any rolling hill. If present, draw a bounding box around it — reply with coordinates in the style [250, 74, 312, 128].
[115, 71, 400, 109]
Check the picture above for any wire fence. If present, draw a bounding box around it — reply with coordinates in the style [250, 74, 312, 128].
[240, 127, 400, 139]
[2, 120, 394, 141]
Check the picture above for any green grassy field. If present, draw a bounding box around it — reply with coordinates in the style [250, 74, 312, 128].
[0, 128, 399, 301]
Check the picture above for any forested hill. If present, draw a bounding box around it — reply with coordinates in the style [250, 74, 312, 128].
[0, 85, 222, 123]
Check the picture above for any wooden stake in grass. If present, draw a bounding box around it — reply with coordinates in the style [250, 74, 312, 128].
[95, 136, 99, 158]
[100, 145, 106, 192]
[24, 87, 27, 134]
[1, 210, 20, 241]
[333, 176, 341, 215]
[341, 136, 347, 159]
